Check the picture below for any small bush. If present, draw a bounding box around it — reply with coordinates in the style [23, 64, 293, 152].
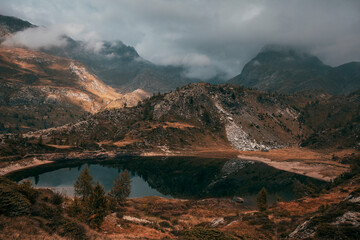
[171, 218, 179, 225]
[17, 180, 37, 204]
[51, 192, 64, 205]
[257, 187, 268, 211]
[31, 202, 61, 219]
[159, 221, 171, 228]
[0, 185, 31, 216]
[60, 219, 87, 240]
[67, 197, 83, 218]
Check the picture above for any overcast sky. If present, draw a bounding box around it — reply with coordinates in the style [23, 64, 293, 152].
[1, 0, 360, 80]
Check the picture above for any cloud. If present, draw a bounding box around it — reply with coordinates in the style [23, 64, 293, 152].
[2, 23, 103, 52]
[1, 0, 360, 80]
[3, 26, 68, 49]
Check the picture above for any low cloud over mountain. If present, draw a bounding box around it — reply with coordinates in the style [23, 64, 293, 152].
[1, 0, 359, 80]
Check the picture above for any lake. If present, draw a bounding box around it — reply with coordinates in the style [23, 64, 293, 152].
[7, 156, 325, 206]
[24, 164, 171, 198]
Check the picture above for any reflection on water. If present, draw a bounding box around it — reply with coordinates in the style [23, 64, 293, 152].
[25, 164, 170, 198]
[8, 156, 325, 206]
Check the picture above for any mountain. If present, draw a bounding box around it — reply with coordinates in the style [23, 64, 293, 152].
[0, 15, 35, 39]
[0, 46, 150, 133]
[228, 45, 360, 95]
[2, 82, 356, 156]
[300, 89, 360, 149]
[41, 37, 196, 93]
[0, 83, 302, 155]
[0, 14, 196, 93]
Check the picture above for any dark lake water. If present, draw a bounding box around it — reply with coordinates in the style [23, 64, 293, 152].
[24, 164, 170, 198]
[8, 156, 325, 206]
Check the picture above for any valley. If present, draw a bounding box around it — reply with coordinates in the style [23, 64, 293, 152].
[0, 11, 359, 240]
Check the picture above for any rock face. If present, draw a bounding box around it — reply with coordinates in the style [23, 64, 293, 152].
[288, 219, 315, 239]
[228, 45, 360, 95]
[214, 102, 271, 151]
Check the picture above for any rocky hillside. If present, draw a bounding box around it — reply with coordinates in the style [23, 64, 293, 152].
[26, 83, 305, 152]
[1, 82, 358, 156]
[0, 46, 150, 133]
[300, 90, 360, 149]
[228, 45, 360, 95]
[4, 82, 355, 156]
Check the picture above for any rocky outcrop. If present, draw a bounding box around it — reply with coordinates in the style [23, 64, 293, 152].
[214, 102, 269, 151]
[289, 189, 360, 239]
[289, 219, 315, 239]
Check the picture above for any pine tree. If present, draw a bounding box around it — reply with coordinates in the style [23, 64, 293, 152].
[85, 181, 108, 228]
[109, 170, 131, 206]
[38, 135, 43, 145]
[74, 166, 93, 200]
[293, 179, 307, 198]
[257, 187, 268, 211]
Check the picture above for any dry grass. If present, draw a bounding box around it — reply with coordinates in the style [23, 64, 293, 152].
[237, 147, 357, 181]
[112, 139, 140, 147]
[271, 185, 356, 217]
[163, 121, 196, 130]
[46, 144, 73, 149]
[0, 216, 64, 240]
[222, 220, 270, 240]
[238, 147, 358, 162]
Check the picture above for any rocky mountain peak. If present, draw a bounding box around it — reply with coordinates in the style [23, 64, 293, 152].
[257, 44, 324, 66]
[0, 15, 35, 38]
[228, 45, 360, 95]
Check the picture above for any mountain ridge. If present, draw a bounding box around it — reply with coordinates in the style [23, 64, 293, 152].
[0, 46, 151, 133]
[0, 14, 197, 93]
[3, 82, 357, 157]
[228, 45, 360, 95]
[0, 15, 35, 39]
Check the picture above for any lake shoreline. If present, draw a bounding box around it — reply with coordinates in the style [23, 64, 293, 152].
[1, 147, 353, 182]
[1, 148, 240, 177]
[8, 154, 324, 207]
